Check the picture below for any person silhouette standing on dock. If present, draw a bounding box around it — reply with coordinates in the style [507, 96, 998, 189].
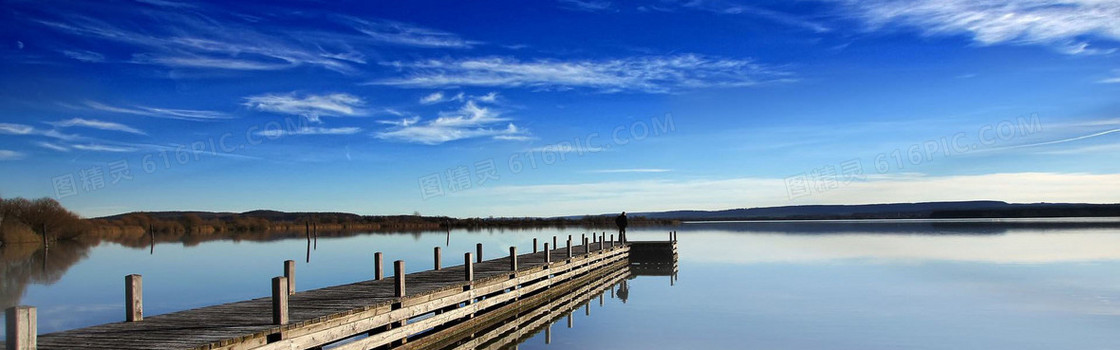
[616, 211, 628, 243]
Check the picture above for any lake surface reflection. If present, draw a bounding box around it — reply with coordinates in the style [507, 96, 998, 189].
[2, 219, 1118, 349]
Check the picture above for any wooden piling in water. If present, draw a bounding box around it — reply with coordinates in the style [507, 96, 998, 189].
[6, 306, 36, 350]
[509, 247, 517, 271]
[125, 274, 142, 322]
[476, 243, 483, 263]
[272, 277, 288, 325]
[374, 252, 384, 280]
[434, 247, 442, 270]
[552, 236, 557, 251]
[283, 260, 295, 295]
[544, 243, 551, 263]
[566, 238, 572, 258]
[394, 260, 406, 297]
[611, 234, 615, 247]
[533, 238, 538, 253]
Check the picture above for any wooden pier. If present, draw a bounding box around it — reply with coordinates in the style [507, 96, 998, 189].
[3, 233, 677, 350]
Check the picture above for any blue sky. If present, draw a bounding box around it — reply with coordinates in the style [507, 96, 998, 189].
[1, 0, 1119, 218]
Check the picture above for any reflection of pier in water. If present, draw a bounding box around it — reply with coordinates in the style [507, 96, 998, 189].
[408, 242, 679, 350]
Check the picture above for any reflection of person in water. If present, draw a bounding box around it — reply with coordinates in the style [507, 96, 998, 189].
[617, 280, 629, 303]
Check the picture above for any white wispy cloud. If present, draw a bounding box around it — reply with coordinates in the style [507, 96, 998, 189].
[376, 100, 529, 144]
[378, 116, 422, 127]
[0, 150, 25, 160]
[29, 7, 365, 73]
[48, 118, 146, 135]
[833, 0, 1120, 55]
[672, 0, 831, 33]
[587, 168, 672, 173]
[0, 123, 35, 135]
[558, 0, 613, 12]
[71, 144, 137, 152]
[373, 54, 793, 93]
[253, 126, 363, 137]
[1099, 70, 1120, 84]
[420, 92, 446, 104]
[345, 17, 478, 48]
[0, 122, 81, 141]
[36, 141, 70, 152]
[84, 101, 229, 121]
[61, 49, 105, 62]
[243, 92, 365, 122]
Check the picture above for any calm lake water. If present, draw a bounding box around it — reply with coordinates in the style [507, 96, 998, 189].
[3, 218, 1120, 349]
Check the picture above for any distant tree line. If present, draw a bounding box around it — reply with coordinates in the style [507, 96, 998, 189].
[0, 196, 677, 246]
[0, 197, 88, 245]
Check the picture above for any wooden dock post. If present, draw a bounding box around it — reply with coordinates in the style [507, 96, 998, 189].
[374, 252, 384, 280]
[464, 253, 474, 282]
[394, 260, 406, 297]
[544, 243, 551, 263]
[6, 306, 36, 350]
[566, 238, 572, 258]
[552, 236, 557, 251]
[434, 247, 442, 270]
[509, 247, 517, 271]
[272, 276, 288, 325]
[545, 324, 551, 344]
[125, 274, 143, 322]
[611, 234, 615, 247]
[583, 237, 589, 255]
[533, 238, 538, 253]
[283, 260, 295, 295]
[476, 243, 483, 263]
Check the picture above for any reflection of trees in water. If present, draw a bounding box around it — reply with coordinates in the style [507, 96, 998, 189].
[0, 240, 90, 310]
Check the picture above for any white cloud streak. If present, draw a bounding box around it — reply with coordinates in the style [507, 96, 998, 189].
[243, 92, 365, 122]
[36, 142, 70, 152]
[420, 92, 445, 104]
[84, 101, 229, 121]
[558, 0, 613, 12]
[0, 150, 25, 160]
[372, 54, 794, 93]
[376, 101, 529, 144]
[48, 118, 146, 135]
[61, 49, 105, 62]
[71, 144, 137, 152]
[833, 0, 1120, 55]
[253, 126, 362, 137]
[0, 122, 81, 141]
[345, 17, 478, 48]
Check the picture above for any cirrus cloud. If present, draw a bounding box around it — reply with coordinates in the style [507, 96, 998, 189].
[372, 54, 795, 93]
[243, 92, 365, 122]
[832, 0, 1120, 55]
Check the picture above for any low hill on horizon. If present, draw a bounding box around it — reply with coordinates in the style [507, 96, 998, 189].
[611, 200, 1120, 221]
[98, 200, 1120, 222]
